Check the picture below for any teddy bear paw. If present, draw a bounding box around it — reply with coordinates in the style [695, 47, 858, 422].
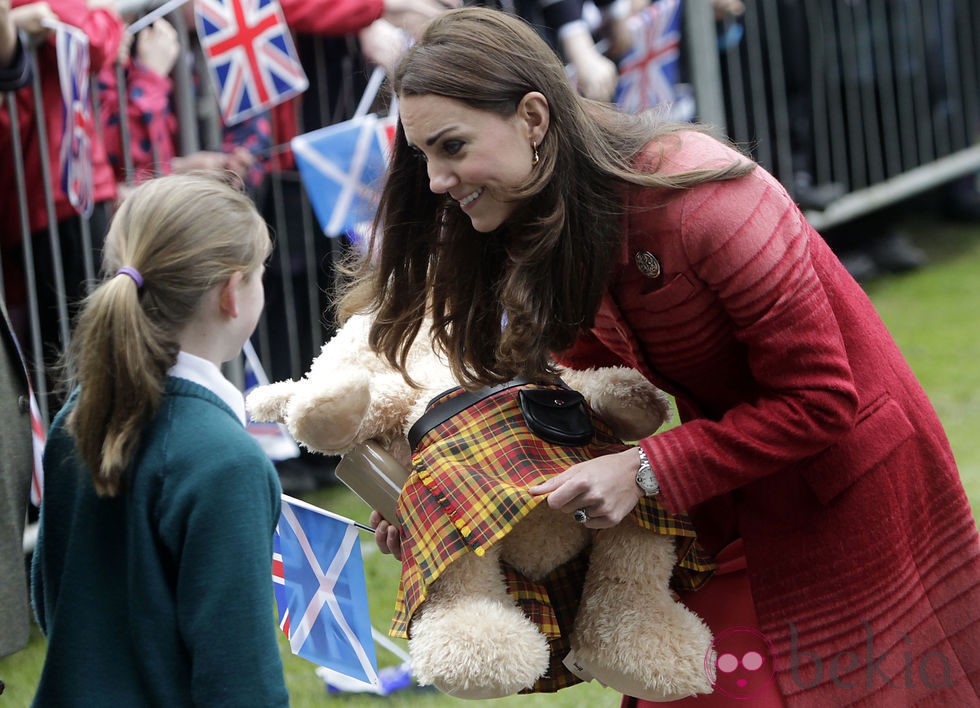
[244, 380, 298, 423]
[285, 382, 371, 454]
[409, 596, 550, 699]
[568, 602, 714, 701]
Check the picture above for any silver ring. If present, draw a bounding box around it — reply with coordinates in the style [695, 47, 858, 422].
[573, 508, 589, 524]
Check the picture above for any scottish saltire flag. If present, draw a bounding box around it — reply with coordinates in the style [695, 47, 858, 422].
[29, 386, 45, 506]
[55, 23, 93, 218]
[273, 495, 380, 688]
[242, 340, 299, 461]
[614, 0, 684, 115]
[194, 0, 308, 126]
[291, 113, 397, 241]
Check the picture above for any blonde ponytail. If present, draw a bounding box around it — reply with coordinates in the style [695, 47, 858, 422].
[67, 174, 271, 496]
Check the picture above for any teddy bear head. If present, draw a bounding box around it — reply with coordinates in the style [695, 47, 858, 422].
[246, 313, 672, 467]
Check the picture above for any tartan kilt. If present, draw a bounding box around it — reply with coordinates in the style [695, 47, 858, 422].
[392, 383, 715, 693]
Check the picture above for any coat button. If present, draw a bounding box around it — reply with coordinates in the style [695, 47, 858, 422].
[18, 395, 30, 414]
[635, 251, 662, 279]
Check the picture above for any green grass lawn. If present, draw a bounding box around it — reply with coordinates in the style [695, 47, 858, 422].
[2, 217, 978, 707]
[862, 217, 980, 514]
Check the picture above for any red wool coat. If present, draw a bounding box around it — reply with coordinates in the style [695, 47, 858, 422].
[558, 131, 980, 706]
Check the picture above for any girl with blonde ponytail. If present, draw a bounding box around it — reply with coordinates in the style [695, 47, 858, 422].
[31, 174, 289, 706]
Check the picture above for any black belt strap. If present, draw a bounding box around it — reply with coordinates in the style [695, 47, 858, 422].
[407, 378, 529, 450]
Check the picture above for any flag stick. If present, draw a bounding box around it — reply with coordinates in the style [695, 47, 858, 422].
[281, 493, 376, 533]
[252, 140, 293, 159]
[127, 0, 192, 34]
[371, 627, 412, 663]
[353, 66, 385, 119]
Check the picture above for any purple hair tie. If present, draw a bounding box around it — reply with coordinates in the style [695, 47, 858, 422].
[116, 266, 144, 289]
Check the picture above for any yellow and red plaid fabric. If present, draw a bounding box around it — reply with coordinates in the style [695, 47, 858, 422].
[391, 384, 715, 692]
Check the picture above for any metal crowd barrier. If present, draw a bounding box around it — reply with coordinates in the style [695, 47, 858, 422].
[2, 3, 369, 427]
[4, 0, 980, 429]
[686, 0, 980, 230]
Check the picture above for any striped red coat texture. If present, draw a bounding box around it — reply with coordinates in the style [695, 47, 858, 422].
[558, 131, 980, 706]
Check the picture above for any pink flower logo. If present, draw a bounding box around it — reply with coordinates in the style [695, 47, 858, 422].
[707, 626, 776, 699]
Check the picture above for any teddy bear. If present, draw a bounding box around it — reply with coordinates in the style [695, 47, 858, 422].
[247, 313, 716, 701]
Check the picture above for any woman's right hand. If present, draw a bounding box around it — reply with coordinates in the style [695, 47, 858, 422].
[369, 509, 403, 561]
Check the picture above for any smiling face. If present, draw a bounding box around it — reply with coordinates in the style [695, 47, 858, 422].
[399, 92, 549, 233]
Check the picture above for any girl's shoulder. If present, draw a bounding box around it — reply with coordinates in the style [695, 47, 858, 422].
[151, 379, 273, 474]
[145, 390, 279, 509]
[164, 376, 244, 427]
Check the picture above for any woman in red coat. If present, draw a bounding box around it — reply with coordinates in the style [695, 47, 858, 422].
[351, 8, 980, 706]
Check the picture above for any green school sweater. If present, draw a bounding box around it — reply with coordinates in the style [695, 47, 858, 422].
[31, 377, 289, 707]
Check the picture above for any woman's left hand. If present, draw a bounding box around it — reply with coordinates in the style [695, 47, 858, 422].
[529, 447, 644, 528]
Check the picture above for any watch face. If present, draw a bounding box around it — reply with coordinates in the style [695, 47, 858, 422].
[637, 467, 658, 495]
[636, 447, 658, 495]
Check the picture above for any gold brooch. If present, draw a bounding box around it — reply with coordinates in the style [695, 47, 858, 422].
[634, 251, 662, 279]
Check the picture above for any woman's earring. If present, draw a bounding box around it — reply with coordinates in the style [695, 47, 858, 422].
[531, 141, 540, 167]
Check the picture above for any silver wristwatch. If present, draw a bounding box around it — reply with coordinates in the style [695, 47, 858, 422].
[635, 447, 660, 496]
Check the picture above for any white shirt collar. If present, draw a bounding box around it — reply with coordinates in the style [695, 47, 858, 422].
[168, 351, 247, 427]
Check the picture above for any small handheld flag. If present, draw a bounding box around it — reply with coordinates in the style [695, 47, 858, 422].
[194, 0, 308, 126]
[273, 495, 380, 689]
[291, 112, 396, 241]
[54, 22, 94, 218]
[614, 0, 686, 116]
[29, 386, 45, 507]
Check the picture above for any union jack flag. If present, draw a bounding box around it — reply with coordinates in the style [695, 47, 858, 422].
[272, 532, 289, 634]
[29, 386, 45, 506]
[614, 0, 684, 115]
[194, 0, 308, 126]
[273, 495, 380, 688]
[55, 23, 93, 218]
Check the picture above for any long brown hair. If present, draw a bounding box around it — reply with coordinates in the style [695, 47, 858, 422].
[66, 174, 270, 496]
[339, 7, 752, 387]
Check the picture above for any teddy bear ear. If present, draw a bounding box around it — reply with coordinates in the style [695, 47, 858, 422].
[245, 380, 300, 423]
